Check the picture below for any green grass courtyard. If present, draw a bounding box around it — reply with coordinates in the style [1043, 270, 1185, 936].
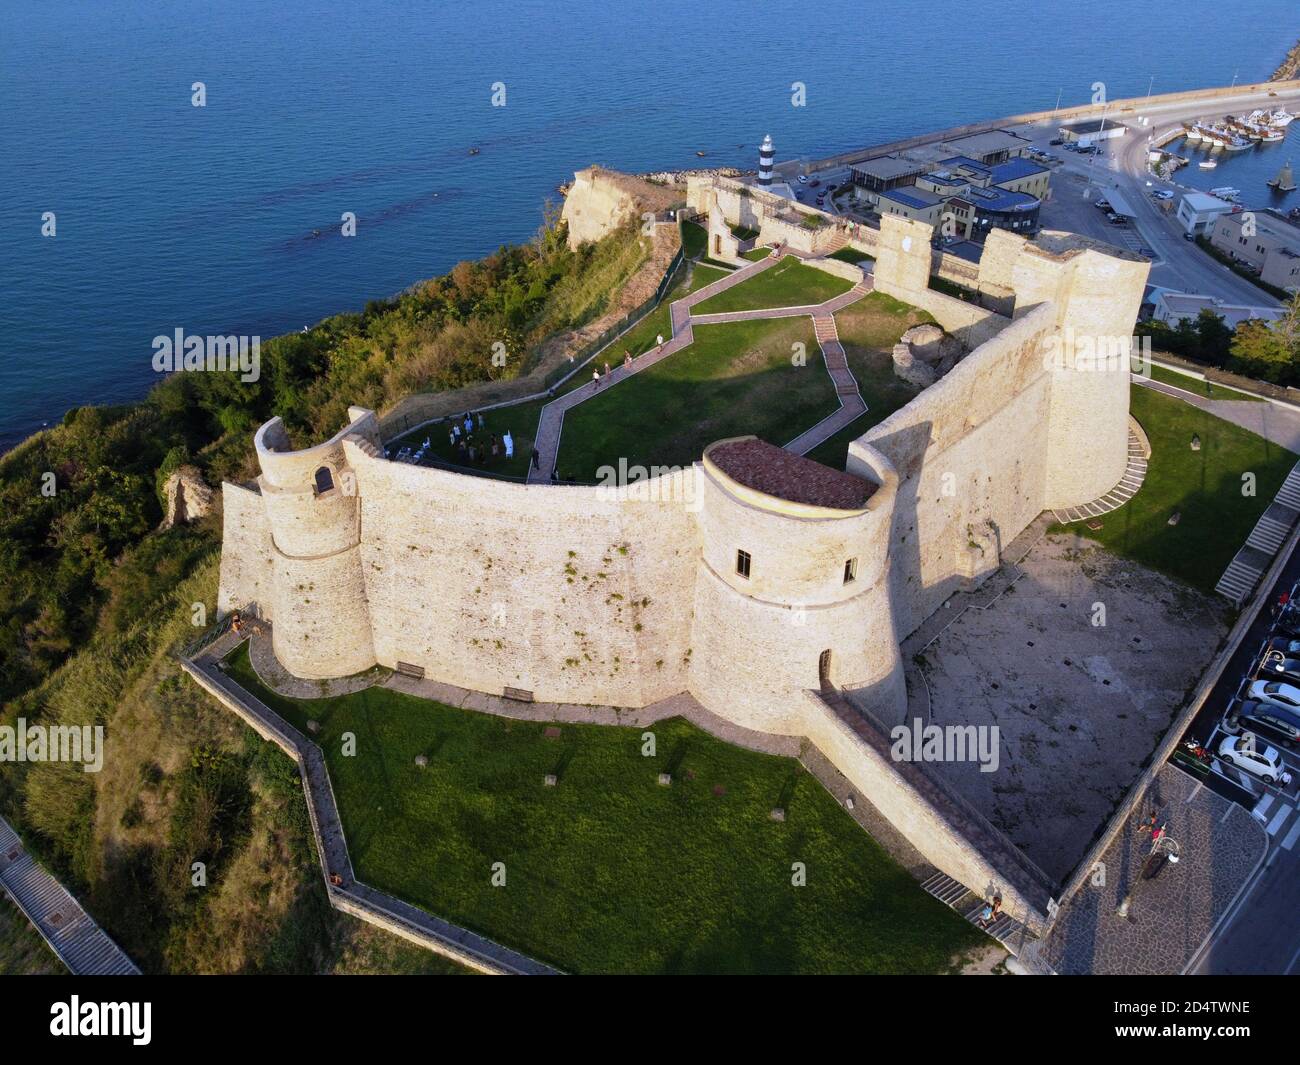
[222, 644, 987, 974]
[555, 315, 834, 481]
[1059, 384, 1297, 592]
[693, 257, 854, 315]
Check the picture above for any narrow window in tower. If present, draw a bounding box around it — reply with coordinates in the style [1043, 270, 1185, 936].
[843, 558, 857, 585]
[736, 549, 751, 580]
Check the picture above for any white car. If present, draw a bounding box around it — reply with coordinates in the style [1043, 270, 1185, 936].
[1153, 190, 1174, 201]
[797, 175, 808, 184]
[1218, 735, 1293, 785]
[1248, 679, 1300, 710]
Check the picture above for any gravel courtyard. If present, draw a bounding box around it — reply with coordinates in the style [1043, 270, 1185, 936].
[903, 530, 1232, 885]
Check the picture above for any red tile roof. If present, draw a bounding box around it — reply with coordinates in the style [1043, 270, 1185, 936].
[708, 438, 875, 510]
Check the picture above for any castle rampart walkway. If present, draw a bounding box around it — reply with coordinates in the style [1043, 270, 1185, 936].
[526, 250, 873, 483]
[0, 814, 140, 975]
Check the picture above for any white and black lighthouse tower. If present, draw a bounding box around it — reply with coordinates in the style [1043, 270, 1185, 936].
[758, 134, 774, 186]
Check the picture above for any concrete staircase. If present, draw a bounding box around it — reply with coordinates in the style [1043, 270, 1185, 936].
[921, 871, 1032, 954]
[1215, 461, 1300, 603]
[0, 816, 139, 975]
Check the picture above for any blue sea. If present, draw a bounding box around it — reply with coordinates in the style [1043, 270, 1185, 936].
[2, 0, 1298, 452]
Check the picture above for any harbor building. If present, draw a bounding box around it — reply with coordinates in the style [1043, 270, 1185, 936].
[1209, 210, 1300, 293]
[1058, 118, 1131, 146]
[1175, 191, 1238, 235]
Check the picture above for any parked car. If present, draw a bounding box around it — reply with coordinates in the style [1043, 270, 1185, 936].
[1218, 735, 1293, 785]
[1153, 190, 1174, 201]
[1095, 199, 1111, 210]
[1248, 679, 1300, 710]
[797, 175, 807, 184]
[1049, 137, 1064, 145]
[809, 179, 820, 188]
[1259, 655, 1300, 685]
[1227, 699, 1300, 745]
[1266, 636, 1300, 657]
[1183, 232, 1195, 241]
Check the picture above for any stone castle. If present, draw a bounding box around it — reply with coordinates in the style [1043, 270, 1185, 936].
[218, 173, 1150, 927]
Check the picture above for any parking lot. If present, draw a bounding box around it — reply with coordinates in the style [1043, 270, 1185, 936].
[903, 530, 1232, 884]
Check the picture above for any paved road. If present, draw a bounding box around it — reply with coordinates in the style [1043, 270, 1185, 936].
[1180, 520, 1300, 974]
[1022, 86, 1300, 306]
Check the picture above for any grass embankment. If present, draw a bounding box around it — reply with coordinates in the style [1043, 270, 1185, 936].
[0, 896, 62, 975]
[693, 257, 853, 315]
[804, 292, 937, 470]
[1061, 384, 1297, 592]
[388, 263, 731, 479]
[222, 645, 987, 974]
[1146, 364, 1262, 402]
[556, 316, 834, 480]
[0, 551, 467, 975]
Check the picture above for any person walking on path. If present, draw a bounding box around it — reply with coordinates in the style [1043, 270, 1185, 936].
[623, 351, 632, 371]
[592, 367, 601, 388]
[604, 360, 611, 378]
[530, 446, 540, 471]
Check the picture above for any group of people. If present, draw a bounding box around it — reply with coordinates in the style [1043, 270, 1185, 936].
[448, 411, 513, 468]
[591, 349, 640, 390]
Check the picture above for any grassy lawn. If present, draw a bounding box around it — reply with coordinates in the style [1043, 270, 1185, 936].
[1061, 384, 1297, 592]
[741, 247, 772, 262]
[1146, 364, 1263, 402]
[693, 258, 853, 315]
[222, 644, 986, 974]
[730, 223, 760, 240]
[387, 264, 731, 479]
[556, 316, 835, 481]
[804, 291, 935, 469]
[681, 219, 708, 260]
[830, 246, 874, 265]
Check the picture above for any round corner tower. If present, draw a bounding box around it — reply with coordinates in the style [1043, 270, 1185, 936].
[254, 408, 380, 679]
[687, 437, 904, 734]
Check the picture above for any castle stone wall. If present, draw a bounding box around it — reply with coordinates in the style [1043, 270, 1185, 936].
[851, 304, 1058, 639]
[348, 448, 700, 706]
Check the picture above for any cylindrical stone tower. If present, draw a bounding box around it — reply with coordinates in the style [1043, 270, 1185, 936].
[688, 437, 904, 735]
[254, 409, 379, 679]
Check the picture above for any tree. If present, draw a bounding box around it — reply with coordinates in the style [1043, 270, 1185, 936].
[1228, 294, 1300, 384]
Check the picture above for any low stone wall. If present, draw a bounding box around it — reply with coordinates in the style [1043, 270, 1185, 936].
[798, 691, 1054, 929]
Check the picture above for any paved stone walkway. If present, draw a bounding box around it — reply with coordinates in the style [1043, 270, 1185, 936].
[1136, 374, 1300, 452]
[248, 626, 388, 698]
[1033, 764, 1265, 975]
[527, 251, 873, 482]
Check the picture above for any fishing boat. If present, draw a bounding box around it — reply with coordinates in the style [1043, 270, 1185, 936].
[1210, 186, 1241, 201]
[1260, 127, 1284, 143]
[1198, 159, 1218, 169]
[1184, 123, 1203, 141]
[1270, 108, 1296, 128]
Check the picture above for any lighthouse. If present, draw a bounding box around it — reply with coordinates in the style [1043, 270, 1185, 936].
[1267, 160, 1297, 193]
[758, 134, 774, 186]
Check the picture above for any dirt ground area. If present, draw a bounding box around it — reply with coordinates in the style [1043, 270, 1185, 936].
[904, 530, 1232, 885]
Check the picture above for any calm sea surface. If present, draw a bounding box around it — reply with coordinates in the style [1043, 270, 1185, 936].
[2, 0, 1298, 451]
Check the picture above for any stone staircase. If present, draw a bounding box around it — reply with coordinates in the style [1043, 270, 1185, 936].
[0, 815, 139, 975]
[921, 871, 1033, 955]
[1051, 428, 1148, 524]
[1215, 461, 1300, 603]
